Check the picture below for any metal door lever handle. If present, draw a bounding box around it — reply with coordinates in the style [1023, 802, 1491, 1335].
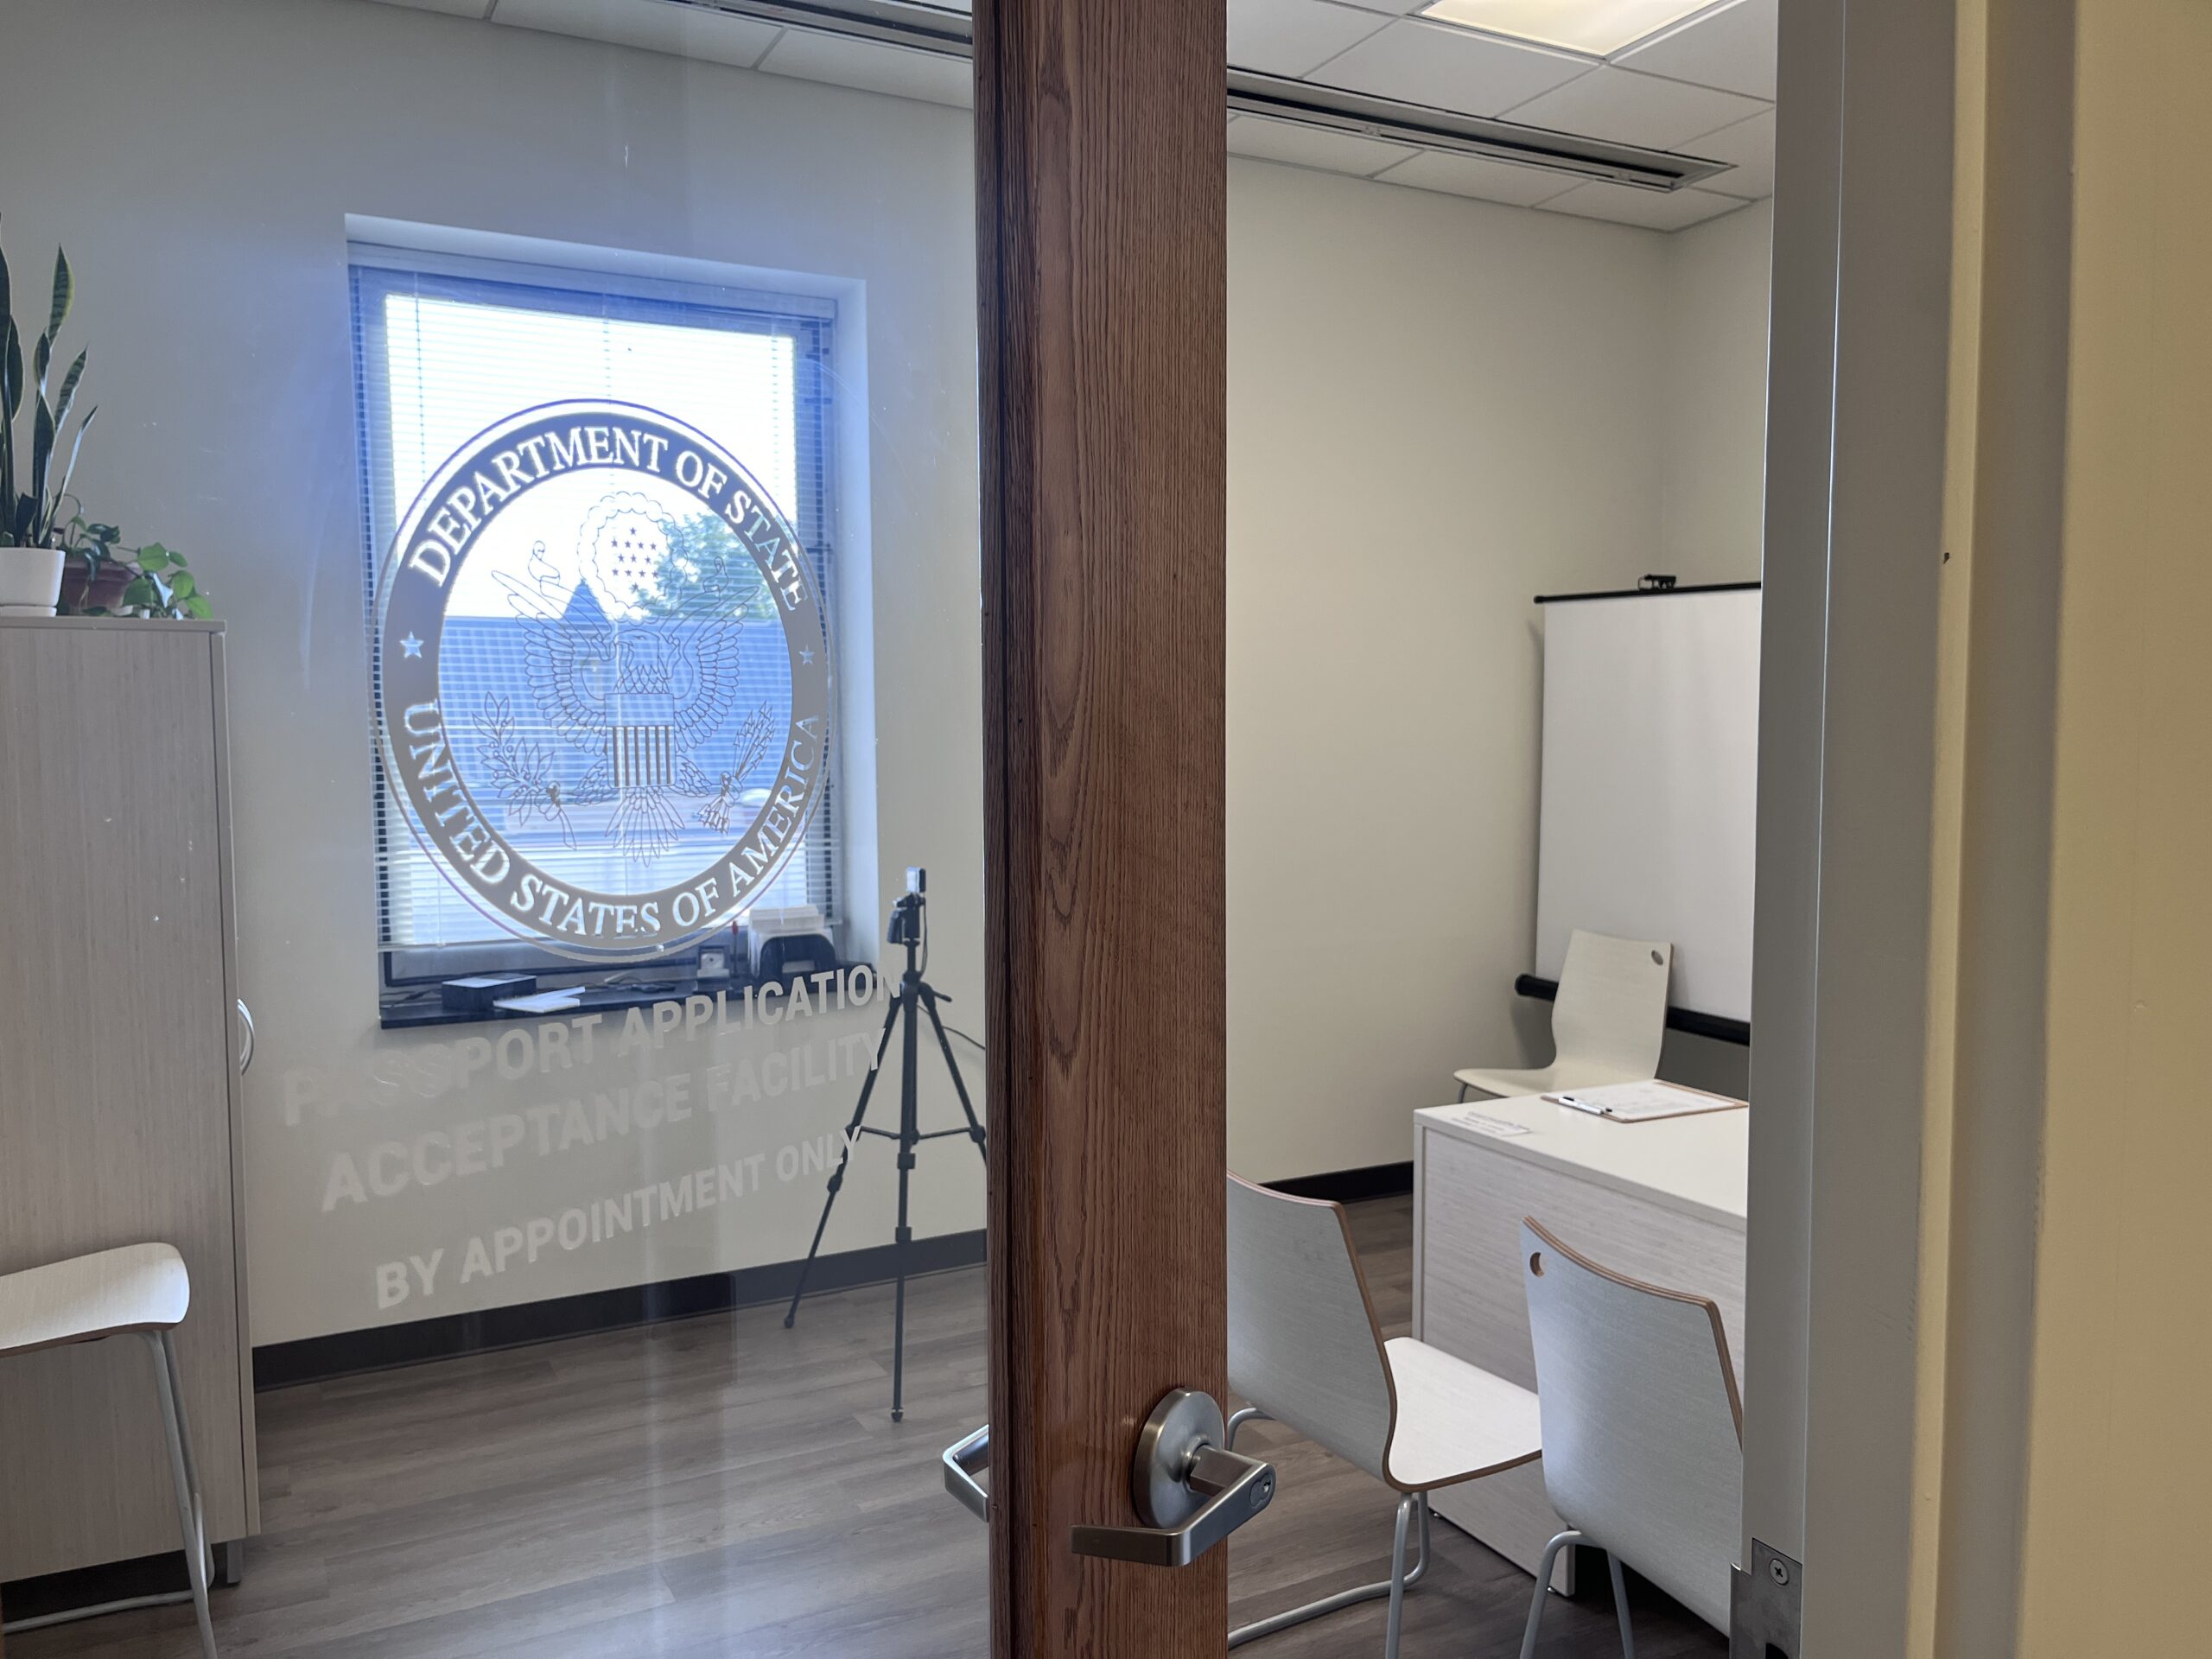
[1069, 1389, 1277, 1567]
[944, 1423, 990, 1521]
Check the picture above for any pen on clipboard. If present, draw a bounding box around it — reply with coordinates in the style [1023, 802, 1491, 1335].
[1542, 1092, 1610, 1116]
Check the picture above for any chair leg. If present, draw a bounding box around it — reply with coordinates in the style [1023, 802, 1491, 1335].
[1382, 1491, 1415, 1659]
[1518, 1529, 1584, 1659]
[1605, 1551, 1637, 1659]
[1225, 1406, 1268, 1448]
[1227, 1488, 1432, 1651]
[149, 1332, 218, 1659]
[1407, 1491, 1431, 1590]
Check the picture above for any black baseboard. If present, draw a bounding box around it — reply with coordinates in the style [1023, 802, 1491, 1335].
[251, 1230, 988, 1390]
[1265, 1161, 1414, 1205]
[2, 1543, 244, 1624]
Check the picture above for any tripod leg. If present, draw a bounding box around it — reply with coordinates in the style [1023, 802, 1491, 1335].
[919, 988, 988, 1160]
[785, 989, 903, 1328]
[890, 1093, 915, 1421]
[890, 1253, 909, 1423]
[890, 960, 921, 1421]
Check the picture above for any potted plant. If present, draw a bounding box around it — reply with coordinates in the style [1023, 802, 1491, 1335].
[1, 221, 212, 620]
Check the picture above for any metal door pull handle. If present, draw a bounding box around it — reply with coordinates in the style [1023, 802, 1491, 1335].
[1069, 1388, 1276, 1567]
[944, 1423, 990, 1521]
[236, 999, 256, 1073]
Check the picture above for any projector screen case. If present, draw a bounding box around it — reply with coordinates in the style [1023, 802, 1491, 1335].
[1534, 587, 1761, 1023]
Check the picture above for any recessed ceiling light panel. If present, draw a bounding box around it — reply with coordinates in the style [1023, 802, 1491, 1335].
[1421, 0, 1722, 58]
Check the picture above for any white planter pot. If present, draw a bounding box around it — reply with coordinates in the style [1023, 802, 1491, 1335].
[0, 547, 67, 616]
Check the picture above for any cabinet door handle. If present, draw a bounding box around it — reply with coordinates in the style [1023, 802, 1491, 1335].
[943, 1423, 989, 1521]
[236, 999, 256, 1074]
[1068, 1389, 1277, 1567]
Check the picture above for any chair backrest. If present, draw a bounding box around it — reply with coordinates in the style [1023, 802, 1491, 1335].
[1226, 1174, 1395, 1484]
[1521, 1217, 1742, 1633]
[1551, 928, 1672, 1077]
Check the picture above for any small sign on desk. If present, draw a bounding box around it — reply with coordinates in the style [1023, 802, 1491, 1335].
[1448, 1109, 1534, 1139]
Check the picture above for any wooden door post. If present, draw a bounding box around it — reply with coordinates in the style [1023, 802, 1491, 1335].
[975, 2, 1229, 1655]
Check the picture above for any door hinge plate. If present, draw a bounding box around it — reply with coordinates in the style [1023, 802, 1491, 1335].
[1730, 1538, 1803, 1658]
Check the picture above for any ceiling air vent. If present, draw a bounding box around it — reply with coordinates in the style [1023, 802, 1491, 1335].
[668, 0, 1730, 193]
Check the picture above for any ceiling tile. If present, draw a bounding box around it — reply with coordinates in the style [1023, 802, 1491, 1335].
[757, 29, 973, 108]
[1228, 113, 1417, 176]
[1615, 0, 1777, 101]
[1503, 63, 1765, 149]
[1537, 181, 1746, 231]
[493, 0, 779, 67]
[1313, 18, 1588, 118]
[1677, 107, 1773, 199]
[1230, 0, 1390, 78]
[1372, 148, 1575, 207]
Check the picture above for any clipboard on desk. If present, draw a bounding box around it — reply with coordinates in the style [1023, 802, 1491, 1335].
[1540, 1081, 1747, 1122]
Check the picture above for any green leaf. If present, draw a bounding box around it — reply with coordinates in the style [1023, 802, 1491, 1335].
[138, 542, 172, 569]
[47, 248, 72, 341]
[29, 396, 54, 531]
[183, 594, 212, 620]
[50, 349, 85, 431]
[2, 317, 19, 421]
[168, 569, 196, 600]
[50, 404, 94, 518]
[0, 320, 15, 517]
[32, 331, 49, 396]
[0, 234, 11, 347]
[120, 575, 156, 608]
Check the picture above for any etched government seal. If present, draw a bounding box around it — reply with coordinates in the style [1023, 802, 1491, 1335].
[375, 399, 832, 960]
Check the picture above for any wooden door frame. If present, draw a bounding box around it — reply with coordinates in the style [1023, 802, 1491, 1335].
[974, 2, 1230, 1655]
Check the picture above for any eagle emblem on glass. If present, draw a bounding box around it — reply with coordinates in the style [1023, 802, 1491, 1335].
[375, 399, 832, 960]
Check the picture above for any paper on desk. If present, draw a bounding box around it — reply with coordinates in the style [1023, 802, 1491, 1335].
[493, 988, 588, 1014]
[1541, 1081, 1745, 1122]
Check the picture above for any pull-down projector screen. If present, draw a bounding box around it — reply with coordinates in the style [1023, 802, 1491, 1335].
[1535, 588, 1760, 1024]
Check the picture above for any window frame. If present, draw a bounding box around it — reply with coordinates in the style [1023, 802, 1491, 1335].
[348, 245, 842, 991]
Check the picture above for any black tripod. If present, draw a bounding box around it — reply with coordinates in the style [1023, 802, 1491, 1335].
[783, 872, 985, 1421]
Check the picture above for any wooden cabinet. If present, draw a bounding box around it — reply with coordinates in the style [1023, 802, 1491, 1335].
[0, 619, 257, 1580]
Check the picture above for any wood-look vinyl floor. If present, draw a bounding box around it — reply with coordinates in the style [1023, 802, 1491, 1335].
[12, 1198, 1725, 1657]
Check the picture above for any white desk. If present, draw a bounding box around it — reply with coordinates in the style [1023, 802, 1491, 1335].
[1412, 1093, 1747, 1589]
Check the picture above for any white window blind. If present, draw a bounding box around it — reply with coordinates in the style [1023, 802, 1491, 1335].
[351, 249, 839, 962]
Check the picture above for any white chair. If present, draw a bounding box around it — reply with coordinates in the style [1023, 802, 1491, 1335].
[1516, 1218, 1742, 1657]
[1456, 929, 1673, 1101]
[0, 1244, 219, 1658]
[1226, 1174, 1541, 1658]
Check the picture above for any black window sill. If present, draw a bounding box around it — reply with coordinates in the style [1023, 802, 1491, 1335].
[378, 962, 870, 1031]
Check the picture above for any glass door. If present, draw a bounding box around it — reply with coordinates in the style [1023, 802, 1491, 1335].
[0, 1, 988, 1653]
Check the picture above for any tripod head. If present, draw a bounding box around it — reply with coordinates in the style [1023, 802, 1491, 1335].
[887, 865, 926, 950]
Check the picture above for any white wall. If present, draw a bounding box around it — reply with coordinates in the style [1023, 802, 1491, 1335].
[1660, 200, 1775, 583]
[0, 0, 1776, 1329]
[1224, 166, 1771, 1183]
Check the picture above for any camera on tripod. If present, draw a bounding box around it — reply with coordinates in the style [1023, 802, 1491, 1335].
[887, 865, 925, 947]
[785, 860, 983, 1421]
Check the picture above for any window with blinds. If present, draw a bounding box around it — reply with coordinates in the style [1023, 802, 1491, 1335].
[351, 248, 839, 975]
